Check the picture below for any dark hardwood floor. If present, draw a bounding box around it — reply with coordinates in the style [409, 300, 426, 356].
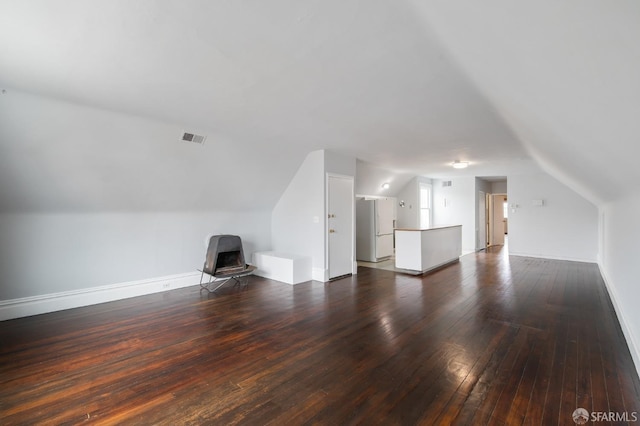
[1, 246, 640, 425]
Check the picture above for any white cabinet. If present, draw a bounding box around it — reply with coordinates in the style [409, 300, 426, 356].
[395, 226, 462, 273]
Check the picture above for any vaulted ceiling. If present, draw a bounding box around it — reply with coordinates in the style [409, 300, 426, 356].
[1, 1, 638, 212]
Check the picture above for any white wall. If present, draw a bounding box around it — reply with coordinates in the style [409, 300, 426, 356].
[271, 151, 325, 279]
[475, 178, 492, 250]
[600, 191, 640, 376]
[355, 160, 415, 198]
[325, 150, 357, 178]
[0, 89, 278, 319]
[433, 177, 476, 254]
[491, 180, 507, 194]
[508, 171, 598, 262]
[476, 178, 492, 195]
[396, 176, 432, 229]
[271, 149, 356, 282]
[396, 179, 418, 229]
[0, 210, 271, 318]
[0, 90, 298, 213]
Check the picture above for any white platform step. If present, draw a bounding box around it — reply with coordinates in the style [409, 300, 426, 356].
[252, 251, 312, 285]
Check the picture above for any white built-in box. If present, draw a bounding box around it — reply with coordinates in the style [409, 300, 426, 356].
[252, 251, 312, 285]
[395, 225, 462, 274]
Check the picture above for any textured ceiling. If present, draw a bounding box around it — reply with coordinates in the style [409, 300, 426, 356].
[0, 0, 638, 211]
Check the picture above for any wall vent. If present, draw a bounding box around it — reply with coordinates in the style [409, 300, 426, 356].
[180, 131, 206, 145]
[442, 181, 452, 187]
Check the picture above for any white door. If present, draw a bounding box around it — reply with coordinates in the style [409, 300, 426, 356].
[328, 175, 354, 279]
[478, 191, 487, 250]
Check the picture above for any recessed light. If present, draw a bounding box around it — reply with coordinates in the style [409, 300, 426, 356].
[452, 161, 469, 169]
[381, 183, 390, 189]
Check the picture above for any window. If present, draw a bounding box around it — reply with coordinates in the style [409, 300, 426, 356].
[503, 201, 508, 219]
[420, 183, 432, 228]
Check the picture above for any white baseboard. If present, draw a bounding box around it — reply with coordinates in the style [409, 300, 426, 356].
[597, 263, 640, 380]
[509, 252, 597, 264]
[0, 271, 201, 321]
[312, 267, 327, 282]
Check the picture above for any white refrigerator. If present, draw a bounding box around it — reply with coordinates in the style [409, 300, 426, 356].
[356, 198, 395, 262]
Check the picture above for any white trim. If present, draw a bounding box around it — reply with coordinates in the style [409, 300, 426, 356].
[0, 272, 201, 321]
[509, 252, 597, 264]
[312, 267, 328, 282]
[419, 181, 433, 229]
[598, 262, 640, 380]
[326, 173, 356, 279]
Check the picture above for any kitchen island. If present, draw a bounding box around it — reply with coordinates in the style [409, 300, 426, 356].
[394, 225, 462, 274]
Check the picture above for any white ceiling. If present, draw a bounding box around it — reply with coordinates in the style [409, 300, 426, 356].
[409, 0, 640, 203]
[1, 1, 638, 211]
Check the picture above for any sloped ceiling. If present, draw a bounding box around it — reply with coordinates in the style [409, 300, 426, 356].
[0, 1, 637, 211]
[409, 0, 640, 204]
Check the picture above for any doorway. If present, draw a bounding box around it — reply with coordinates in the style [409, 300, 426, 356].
[478, 191, 487, 250]
[489, 193, 507, 246]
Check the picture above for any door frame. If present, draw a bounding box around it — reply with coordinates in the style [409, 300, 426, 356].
[477, 190, 487, 251]
[325, 173, 356, 280]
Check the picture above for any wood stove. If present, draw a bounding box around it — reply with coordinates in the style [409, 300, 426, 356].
[203, 235, 247, 275]
[199, 235, 256, 292]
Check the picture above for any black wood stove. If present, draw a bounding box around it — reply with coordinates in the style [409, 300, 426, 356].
[199, 235, 256, 292]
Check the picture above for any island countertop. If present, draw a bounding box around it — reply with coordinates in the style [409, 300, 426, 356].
[395, 225, 462, 274]
[394, 225, 462, 232]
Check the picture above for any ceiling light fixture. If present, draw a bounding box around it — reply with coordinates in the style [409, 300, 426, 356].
[381, 182, 390, 189]
[452, 160, 469, 169]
